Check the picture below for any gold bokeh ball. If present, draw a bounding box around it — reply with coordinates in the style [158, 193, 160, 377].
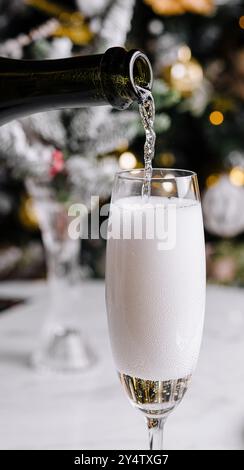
[229, 167, 244, 187]
[169, 58, 203, 95]
[209, 111, 224, 126]
[159, 152, 176, 167]
[19, 196, 39, 230]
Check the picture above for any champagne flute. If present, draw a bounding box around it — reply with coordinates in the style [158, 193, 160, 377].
[105, 168, 206, 449]
[26, 176, 94, 372]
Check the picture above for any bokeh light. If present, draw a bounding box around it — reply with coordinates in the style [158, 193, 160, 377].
[159, 152, 175, 167]
[178, 45, 191, 63]
[119, 151, 137, 169]
[239, 16, 244, 29]
[206, 173, 220, 188]
[229, 167, 244, 186]
[209, 111, 224, 126]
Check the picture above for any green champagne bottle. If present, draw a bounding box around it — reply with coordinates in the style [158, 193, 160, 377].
[0, 47, 153, 125]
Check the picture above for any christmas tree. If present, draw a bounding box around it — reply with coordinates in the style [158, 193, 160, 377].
[0, 0, 243, 283]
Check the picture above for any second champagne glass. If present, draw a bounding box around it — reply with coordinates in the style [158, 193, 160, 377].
[105, 168, 206, 449]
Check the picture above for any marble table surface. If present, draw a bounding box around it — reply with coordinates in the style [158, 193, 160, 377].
[0, 280, 244, 450]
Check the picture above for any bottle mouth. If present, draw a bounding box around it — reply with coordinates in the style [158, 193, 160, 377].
[129, 51, 153, 98]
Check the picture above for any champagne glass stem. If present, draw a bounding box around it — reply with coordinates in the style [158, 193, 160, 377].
[146, 417, 166, 450]
[45, 242, 80, 327]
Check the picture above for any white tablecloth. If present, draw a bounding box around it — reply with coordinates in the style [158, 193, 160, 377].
[0, 280, 243, 450]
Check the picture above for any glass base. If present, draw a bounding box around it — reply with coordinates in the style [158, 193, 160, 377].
[31, 327, 95, 373]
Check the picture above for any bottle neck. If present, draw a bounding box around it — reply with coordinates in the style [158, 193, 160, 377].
[101, 47, 153, 110]
[0, 47, 153, 125]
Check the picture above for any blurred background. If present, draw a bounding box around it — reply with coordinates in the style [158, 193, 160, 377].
[0, 0, 244, 287]
[0, 0, 244, 452]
